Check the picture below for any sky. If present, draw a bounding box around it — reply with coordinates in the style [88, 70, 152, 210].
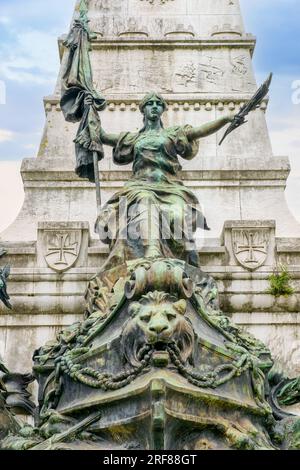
[0, 0, 299, 232]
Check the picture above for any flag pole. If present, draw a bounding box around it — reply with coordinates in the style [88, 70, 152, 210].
[93, 151, 102, 219]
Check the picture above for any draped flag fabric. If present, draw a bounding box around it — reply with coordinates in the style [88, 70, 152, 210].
[60, 9, 106, 182]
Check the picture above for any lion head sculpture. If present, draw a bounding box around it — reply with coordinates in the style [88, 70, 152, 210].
[121, 291, 195, 368]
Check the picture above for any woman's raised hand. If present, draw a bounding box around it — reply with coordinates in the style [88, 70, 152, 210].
[227, 112, 237, 123]
[227, 112, 245, 125]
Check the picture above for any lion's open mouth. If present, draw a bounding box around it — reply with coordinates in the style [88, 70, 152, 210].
[152, 341, 170, 351]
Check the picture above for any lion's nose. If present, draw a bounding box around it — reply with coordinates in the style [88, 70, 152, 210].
[149, 322, 168, 334]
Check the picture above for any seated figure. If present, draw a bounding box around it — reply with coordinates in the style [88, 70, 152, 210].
[93, 93, 237, 269]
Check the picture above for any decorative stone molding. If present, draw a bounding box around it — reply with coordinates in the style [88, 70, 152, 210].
[211, 24, 242, 38]
[116, 18, 149, 38]
[37, 222, 90, 272]
[44, 95, 269, 115]
[164, 24, 195, 39]
[140, 0, 174, 4]
[221, 220, 276, 271]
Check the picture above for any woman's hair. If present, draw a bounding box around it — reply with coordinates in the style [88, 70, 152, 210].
[139, 92, 167, 113]
[138, 92, 167, 133]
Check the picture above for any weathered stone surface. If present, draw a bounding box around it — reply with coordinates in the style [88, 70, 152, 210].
[221, 220, 276, 270]
[37, 222, 89, 272]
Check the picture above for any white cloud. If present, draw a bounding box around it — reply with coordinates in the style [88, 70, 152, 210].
[269, 118, 300, 170]
[270, 118, 300, 145]
[286, 176, 300, 223]
[0, 161, 24, 233]
[0, 30, 60, 85]
[268, 119, 300, 222]
[0, 0, 75, 26]
[0, 79, 6, 104]
[0, 16, 10, 25]
[23, 143, 37, 150]
[0, 129, 14, 143]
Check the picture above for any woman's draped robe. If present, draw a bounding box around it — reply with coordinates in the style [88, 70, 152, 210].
[96, 126, 210, 270]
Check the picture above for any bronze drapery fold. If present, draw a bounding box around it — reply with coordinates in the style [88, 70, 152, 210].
[60, 4, 106, 182]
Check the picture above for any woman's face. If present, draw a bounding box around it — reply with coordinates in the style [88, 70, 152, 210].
[143, 99, 164, 122]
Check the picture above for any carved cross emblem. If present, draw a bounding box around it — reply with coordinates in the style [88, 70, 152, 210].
[232, 229, 269, 271]
[44, 231, 81, 272]
[47, 234, 78, 266]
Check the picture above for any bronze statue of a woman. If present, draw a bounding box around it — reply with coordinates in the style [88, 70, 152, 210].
[60, 9, 271, 272]
[85, 92, 239, 269]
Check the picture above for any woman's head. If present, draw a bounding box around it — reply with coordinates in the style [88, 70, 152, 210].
[139, 92, 166, 117]
[139, 92, 167, 131]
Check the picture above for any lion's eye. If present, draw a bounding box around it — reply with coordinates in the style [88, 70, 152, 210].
[166, 312, 176, 321]
[140, 315, 151, 323]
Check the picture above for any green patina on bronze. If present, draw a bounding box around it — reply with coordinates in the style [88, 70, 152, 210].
[2, 5, 300, 453]
[0, 357, 36, 444]
[3, 258, 300, 450]
[60, 0, 106, 182]
[0, 248, 12, 310]
[3, 105, 300, 451]
[95, 93, 233, 270]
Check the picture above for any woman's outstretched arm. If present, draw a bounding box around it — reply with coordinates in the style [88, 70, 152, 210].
[101, 128, 134, 165]
[100, 128, 120, 147]
[186, 114, 235, 141]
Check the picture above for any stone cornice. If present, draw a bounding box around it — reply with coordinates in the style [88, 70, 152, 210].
[58, 35, 256, 60]
[91, 37, 256, 48]
[21, 157, 290, 173]
[43, 95, 269, 113]
[20, 159, 290, 187]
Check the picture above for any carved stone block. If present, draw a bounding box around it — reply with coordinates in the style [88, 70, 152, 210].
[37, 222, 90, 272]
[221, 220, 276, 270]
